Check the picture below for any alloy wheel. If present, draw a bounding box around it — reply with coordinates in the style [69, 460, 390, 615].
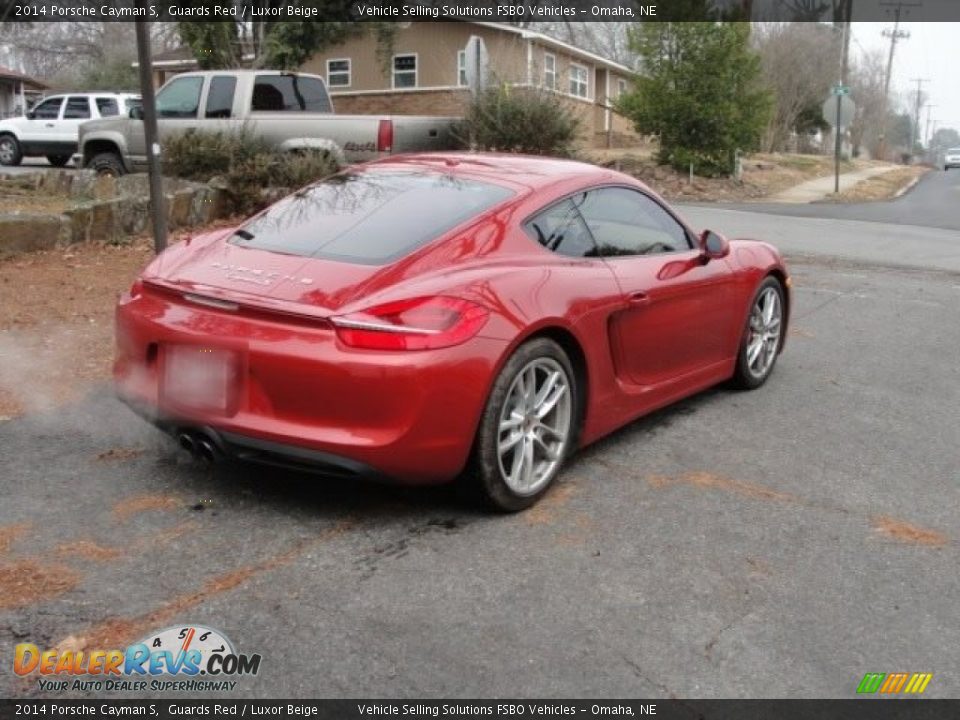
[746, 286, 782, 379]
[496, 357, 572, 496]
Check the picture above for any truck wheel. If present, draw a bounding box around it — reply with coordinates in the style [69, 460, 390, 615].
[87, 152, 125, 177]
[0, 135, 22, 166]
[46, 154, 71, 168]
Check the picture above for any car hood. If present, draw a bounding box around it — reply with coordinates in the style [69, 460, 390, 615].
[144, 229, 390, 316]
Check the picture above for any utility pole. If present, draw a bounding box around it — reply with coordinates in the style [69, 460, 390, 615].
[877, 2, 913, 160]
[833, 2, 852, 194]
[923, 103, 936, 147]
[134, 16, 167, 254]
[910, 77, 929, 154]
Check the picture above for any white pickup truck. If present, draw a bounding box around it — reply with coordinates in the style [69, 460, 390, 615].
[77, 70, 461, 175]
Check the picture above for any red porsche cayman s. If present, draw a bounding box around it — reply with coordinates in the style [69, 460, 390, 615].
[115, 153, 790, 511]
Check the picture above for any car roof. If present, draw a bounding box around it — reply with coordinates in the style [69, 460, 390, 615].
[364, 152, 615, 192]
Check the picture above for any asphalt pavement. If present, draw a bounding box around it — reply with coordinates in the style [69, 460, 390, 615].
[2, 202, 958, 697]
[689, 166, 960, 232]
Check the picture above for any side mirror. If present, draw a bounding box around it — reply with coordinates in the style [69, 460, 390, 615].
[128, 106, 144, 120]
[700, 230, 730, 261]
[25, 110, 35, 120]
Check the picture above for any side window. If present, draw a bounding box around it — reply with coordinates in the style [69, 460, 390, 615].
[96, 97, 119, 117]
[524, 196, 596, 259]
[155, 76, 204, 119]
[204, 76, 236, 118]
[393, 54, 417, 88]
[326, 59, 350, 88]
[31, 97, 63, 119]
[251, 75, 331, 112]
[577, 187, 692, 257]
[64, 97, 91, 119]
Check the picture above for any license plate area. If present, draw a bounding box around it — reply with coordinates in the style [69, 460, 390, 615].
[160, 344, 241, 415]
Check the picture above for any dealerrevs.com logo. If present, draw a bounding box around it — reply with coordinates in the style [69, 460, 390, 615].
[14, 625, 262, 693]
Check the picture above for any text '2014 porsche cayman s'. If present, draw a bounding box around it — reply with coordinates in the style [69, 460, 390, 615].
[115, 153, 790, 511]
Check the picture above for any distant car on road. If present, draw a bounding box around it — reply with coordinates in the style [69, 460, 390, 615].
[115, 153, 791, 511]
[0, 93, 139, 168]
[944, 148, 960, 171]
[78, 70, 461, 176]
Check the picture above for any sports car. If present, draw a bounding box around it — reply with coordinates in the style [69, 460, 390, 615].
[115, 153, 790, 511]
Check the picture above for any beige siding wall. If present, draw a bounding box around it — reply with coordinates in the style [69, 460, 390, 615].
[300, 23, 529, 92]
[299, 24, 639, 148]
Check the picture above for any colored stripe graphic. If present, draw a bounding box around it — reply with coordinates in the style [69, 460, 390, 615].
[858, 672, 932, 694]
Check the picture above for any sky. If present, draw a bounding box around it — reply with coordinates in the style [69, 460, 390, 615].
[852, 22, 960, 142]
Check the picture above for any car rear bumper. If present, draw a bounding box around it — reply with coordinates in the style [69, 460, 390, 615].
[114, 287, 505, 484]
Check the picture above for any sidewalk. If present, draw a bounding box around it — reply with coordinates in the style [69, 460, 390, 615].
[768, 165, 898, 203]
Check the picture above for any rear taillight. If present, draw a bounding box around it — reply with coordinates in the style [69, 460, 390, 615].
[377, 119, 394, 153]
[331, 296, 488, 351]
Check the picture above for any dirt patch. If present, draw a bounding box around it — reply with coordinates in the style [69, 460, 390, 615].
[524, 482, 578, 526]
[872, 516, 948, 546]
[97, 447, 146, 462]
[112, 494, 182, 522]
[0, 559, 80, 609]
[0, 522, 33, 553]
[826, 166, 930, 202]
[57, 540, 123, 562]
[586, 150, 874, 203]
[648, 471, 797, 503]
[58, 520, 354, 651]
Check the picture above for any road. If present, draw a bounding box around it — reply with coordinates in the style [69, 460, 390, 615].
[692, 166, 960, 232]
[0, 158, 74, 175]
[1, 194, 959, 699]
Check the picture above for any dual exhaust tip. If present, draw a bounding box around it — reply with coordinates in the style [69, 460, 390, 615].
[178, 431, 220, 464]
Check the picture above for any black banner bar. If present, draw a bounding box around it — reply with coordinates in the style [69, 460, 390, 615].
[1, 700, 958, 720]
[3, 0, 960, 23]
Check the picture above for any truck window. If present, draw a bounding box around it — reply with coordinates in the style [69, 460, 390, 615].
[96, 97, 119, 117]
[250, 75, 331, 113]
[205, 76, 236, 119]
[155, 76, 203, 119]
[31, 97, 63, 119]
[231, 170, 514, 265]
[63, 97, 91, 120]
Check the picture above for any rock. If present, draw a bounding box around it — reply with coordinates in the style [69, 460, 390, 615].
[0, 213, 69, 257]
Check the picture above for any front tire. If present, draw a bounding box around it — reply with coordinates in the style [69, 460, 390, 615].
[0, 135, 22, 166]
[87, 151, 125, 177]
[733, 276, 785, 390]
[46, 154, 71, 167]
[470, 338, 579, 512]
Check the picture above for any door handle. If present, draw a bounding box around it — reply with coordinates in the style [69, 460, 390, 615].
[628, 291, 650, 305]
[45, 123, 55, 127]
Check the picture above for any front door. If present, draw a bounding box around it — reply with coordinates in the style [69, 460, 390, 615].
[575, 186, 738, 390]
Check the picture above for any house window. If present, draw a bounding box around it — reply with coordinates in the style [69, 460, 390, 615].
[569, 64, 588, 99]
[543, 53, 556, 90]
[393, 54, 417, 89]
[617, 78, 628, 97]
[327, 58, 351, 88]
[457, 50, 467, 87]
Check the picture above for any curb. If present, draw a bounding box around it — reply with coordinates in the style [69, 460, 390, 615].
[893, 174, 924, 199]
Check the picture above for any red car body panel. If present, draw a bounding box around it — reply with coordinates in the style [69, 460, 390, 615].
[115, 153, 789, 483]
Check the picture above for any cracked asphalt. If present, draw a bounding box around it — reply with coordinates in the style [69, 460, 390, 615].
[1, 202, 959, 698]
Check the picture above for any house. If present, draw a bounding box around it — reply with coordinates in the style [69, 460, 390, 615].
[147, 23, 638, 148]
[0, 66, 47, 119]
[300, 23, 638, 148]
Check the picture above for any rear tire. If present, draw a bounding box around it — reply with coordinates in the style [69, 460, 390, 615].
[469, 338, 579, 512]
[0, 135, 22, 166]
[87, 151, 124, 177]
[732, 276, 785, 390]
[46, 154, 71, 167]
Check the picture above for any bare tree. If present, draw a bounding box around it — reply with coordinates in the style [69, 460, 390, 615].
[0, 22, 177, 86]
[754, 22, 840, 152]
[847, 48, 887, 158]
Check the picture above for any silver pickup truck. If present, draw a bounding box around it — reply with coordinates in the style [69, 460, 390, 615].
[77, 70, 460, 175]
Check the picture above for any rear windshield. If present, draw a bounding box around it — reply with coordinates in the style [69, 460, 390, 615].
[229, 170, 514, 265]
